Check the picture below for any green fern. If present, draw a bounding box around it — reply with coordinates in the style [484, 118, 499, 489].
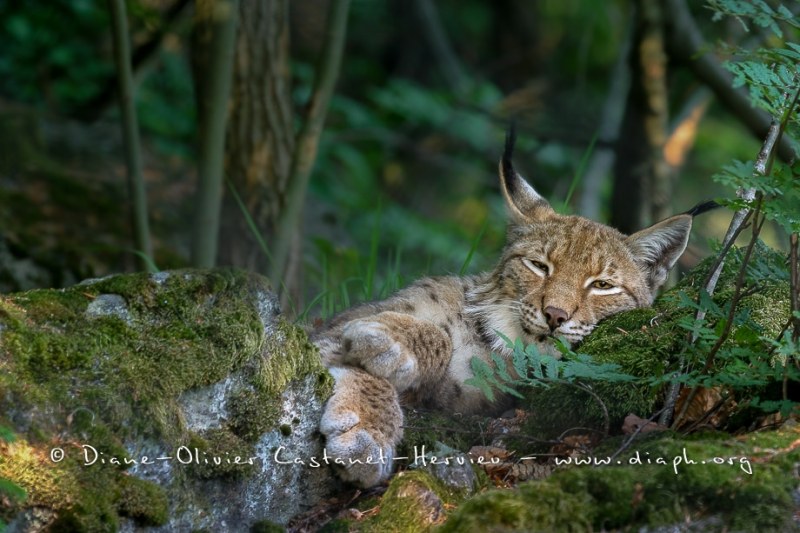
[465, 333, 637, 402]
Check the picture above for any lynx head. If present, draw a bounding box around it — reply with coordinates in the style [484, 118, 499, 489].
[471, 130, 697, 355]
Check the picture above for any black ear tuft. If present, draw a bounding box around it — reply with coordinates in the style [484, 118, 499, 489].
[502, 123, 518, 196]
[498, 123, 553, 224]
[684, 200, 720, 217]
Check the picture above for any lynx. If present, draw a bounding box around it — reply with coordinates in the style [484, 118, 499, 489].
[311, 130, 705, 487]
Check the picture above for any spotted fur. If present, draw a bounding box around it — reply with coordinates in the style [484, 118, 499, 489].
[312, 132, 697, 487]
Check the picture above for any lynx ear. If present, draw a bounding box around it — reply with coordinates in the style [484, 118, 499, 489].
[499, 126, 553, 224]
[625, 214, 692, 291]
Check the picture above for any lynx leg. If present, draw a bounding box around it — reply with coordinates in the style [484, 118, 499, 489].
[340, 311, 451, 392]
[320, 366, 403, 487]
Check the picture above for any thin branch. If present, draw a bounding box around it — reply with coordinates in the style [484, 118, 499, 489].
[270, 0, 351, 288]
[788, 231, 800, 400]
[108, 0, 154, 271]
[789, 226, 799, 343]
[562, 381, 610, 438]
[700, 82, 799, 312]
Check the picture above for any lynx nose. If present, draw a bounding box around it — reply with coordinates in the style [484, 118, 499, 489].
[543, 306, 569, 331]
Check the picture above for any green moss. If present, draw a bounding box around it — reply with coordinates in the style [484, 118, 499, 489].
[117, 475, 169, 526]
[326, 470, 466, 532]
[365, 470, 456, 532]
[185, 429, 256, 480]
[319, 519, 352, 532]
[228, 388, 275, 441]
[1, 269, 270, 442]
[250, 520, 286, 532]
[440, 479, 592, 532]
[48, 506, 118, 533]
[442, 427, 799, 532]
[259, 319, 333, 400]
[223, 319, 332, 444]
[0, 439, 78, 511]
[46, 456, 123, 532]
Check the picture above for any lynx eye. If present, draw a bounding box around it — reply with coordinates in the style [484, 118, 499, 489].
[591, 280, 614, 290]
[522, 258, 549, 276]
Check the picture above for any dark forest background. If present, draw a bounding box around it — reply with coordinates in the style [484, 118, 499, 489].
[0, 0, 796, 318]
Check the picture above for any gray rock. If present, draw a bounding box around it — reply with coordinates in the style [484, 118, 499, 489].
[414, 442, 477, 493]
[85, 293, 133, 325]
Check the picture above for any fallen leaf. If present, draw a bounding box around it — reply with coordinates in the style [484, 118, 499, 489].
[622, 413, 667, 435]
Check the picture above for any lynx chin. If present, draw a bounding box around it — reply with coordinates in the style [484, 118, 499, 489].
[311, 129, 709, 488]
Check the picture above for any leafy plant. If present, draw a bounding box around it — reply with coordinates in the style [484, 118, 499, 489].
[465, 333, 639, 435]
[465, 332, 637, 402]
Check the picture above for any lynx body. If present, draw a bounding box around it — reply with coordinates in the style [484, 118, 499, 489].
[311, 132, 697, 487]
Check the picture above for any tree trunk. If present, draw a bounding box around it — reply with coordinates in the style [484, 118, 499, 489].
[611, 0, 669, 234]
[190, 0, 238, 268]
[218, 0, 294, 274]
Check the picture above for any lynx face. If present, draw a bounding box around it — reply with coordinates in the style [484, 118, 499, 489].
[469, 131, 693, 355]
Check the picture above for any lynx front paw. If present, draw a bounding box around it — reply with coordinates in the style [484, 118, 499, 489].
[341, 319, 419, 391]
[320, 367, 403, 487]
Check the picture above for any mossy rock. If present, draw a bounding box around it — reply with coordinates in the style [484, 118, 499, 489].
[327, 470, 468, 532]
[440, 426, 800, 532]
[0, 269, 336, 530]
[523, 243, 792, 440]
[117, 475, 169, 526]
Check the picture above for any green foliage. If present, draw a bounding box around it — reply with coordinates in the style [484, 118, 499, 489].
[708, 0, 799, 38]
[0, 425, 16, 444]
[0, 0, 112, 109]
[658, 243, 796, 419]
[136, 48, 197, 158]
[661, 286, 798, 392]
[712, 0, 800, 136]
[713, 158, 800, 234]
